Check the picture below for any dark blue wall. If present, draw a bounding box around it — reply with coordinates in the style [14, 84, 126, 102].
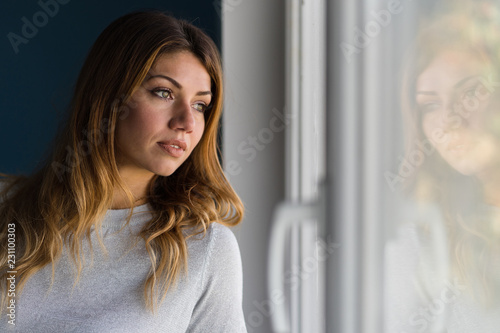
[0, 0, 221, 175]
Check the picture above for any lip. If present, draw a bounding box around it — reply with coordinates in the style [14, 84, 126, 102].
[157, 139, 187, 158]
[446, 143, 469, 155]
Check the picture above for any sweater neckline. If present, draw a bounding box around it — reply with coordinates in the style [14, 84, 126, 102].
[100, 203, 153, 229]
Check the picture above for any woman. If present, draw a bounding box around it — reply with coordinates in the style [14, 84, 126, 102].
[0, 11, 246, 332]
[386, 1, 500, 332]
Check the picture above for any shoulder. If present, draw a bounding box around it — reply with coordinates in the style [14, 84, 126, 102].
[188, 222, 240, 250]
[185, 222, 243, 294]
[209, 223, 241, 262]
[185, 223, 246, 332]
[188, 223, 242, 271]
[206, 222, 240, 251]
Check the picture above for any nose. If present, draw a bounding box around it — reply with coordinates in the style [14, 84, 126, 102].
[437, 100, 460, 130]
[168, 101, 195, 132]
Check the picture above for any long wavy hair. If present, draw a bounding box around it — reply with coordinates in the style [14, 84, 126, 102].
[0, 11, 243, 312]
[401, 1, 500, 305]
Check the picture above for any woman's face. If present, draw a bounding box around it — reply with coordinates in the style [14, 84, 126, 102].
[415, 50, 500, 177]
[114, 51, 212, 182]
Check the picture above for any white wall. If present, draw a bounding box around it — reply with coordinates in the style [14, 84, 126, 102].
[222, 1, 286, 332]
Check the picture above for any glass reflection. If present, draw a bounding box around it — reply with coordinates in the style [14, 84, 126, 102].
[387, 1, 500, 332]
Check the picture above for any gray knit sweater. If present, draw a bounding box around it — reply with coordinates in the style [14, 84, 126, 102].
[1, 204, 247, 332]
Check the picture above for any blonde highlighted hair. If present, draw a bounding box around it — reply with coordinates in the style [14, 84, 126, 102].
[0, 11, 243, 311]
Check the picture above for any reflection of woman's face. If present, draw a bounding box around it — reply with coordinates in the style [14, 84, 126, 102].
[416, 50, 499, 177]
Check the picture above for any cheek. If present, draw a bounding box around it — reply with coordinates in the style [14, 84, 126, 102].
[421, 114, 436, 139]
[193, 122, 206, 147]
[126, 108, 160, 136]
[468, 104, 495, 130]
[420, 115, 448, 152]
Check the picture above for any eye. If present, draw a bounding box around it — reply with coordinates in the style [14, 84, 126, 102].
[475, 83, 490, 97]
[152, 88, 173, 100]
[458, 82, 491, 110]
[417, 101, 440, 113]
[461, 86, 477, 100]
[192, 102, 208, 113]
[471, 83, 491, 101]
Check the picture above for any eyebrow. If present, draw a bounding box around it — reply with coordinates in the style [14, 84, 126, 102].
[147, 74, 212, 96]
[416, 75, 482, 96]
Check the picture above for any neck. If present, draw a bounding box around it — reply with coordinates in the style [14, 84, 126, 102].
[111, 168, 154, 210]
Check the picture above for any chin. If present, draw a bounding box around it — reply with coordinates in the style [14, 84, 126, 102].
[152, 169, 177, 177]
[447, 160, 483, 176]
[151, 165, 183, 177]
[147, 157, 190, 178]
